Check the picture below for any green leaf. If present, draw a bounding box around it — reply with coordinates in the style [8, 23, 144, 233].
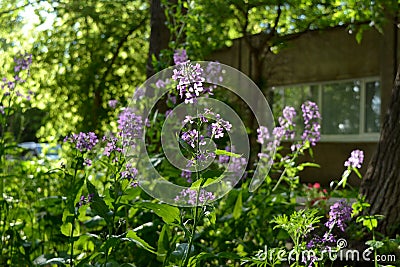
[297, 162, 320, 171]
[233, 190, 242, 220]
[157, 224, 170, 262]
[60, 221, 80, 237]
[365, 240, 384, 249]
[123, 230, 156, 253]
[355, 28, 364, 44]
[86, 179, 113, 226]
[100, 236, 120, 253]
[205, 210, 216, 225]
[137, 202, 180, 224]
[215, 149, 242, 158]
[190, 177, 216, 189]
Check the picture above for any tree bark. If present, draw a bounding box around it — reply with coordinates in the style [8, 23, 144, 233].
[146, 0, 171, 78]
[360, 65, 400, 236]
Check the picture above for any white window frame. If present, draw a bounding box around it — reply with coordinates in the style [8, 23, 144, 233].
[272, 77, 381, 142]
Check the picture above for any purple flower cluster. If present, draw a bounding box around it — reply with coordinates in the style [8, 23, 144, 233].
[102, 135, 122, 157]
[325, 200, 352, 231]
[227, 157, 247, 179]
[174, 188, 215, 205]
[307, 232, 336, 249]
[257, 126, 270, 144]
[172, 61, 205, 104]
[181, 170, 192, 183]
[78, 193, 94, 207]
[108, 99, 118, 109]
[173, 49, 188, 65]
[218, 146, 231, 164]
[117, 108, 143, 147]
[203, 61, 223, 94]
[14, 53, 32, 73]
[64, 132, 99, 152]
[1, 54, 34, 102]
[155, 78, 171, 89]
[279, 106, 297, 139]
[301, 101, 321, 146]
[181, 129, 200, 148]
[210, 114, 232, 139]
[121, 163, 139, 187]
[344, 149, 364, 169]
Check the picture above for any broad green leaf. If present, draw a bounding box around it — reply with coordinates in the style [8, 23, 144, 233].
[190, 177, 216, 189]
[86, 179, 113, 226]
[123, 230, 156, 253]
[60, 221, 80, 237]
[157, 224, 170, 262]
[136, 202, 180, 224]
[233, 190, 242, 220]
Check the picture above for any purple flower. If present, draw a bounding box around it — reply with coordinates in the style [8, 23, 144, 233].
[172, 61, 205, 104]
[174, 188, 215, 205]
[121, 163, 138, 183]
[181, 170, 192, 183]
[102, 135, 122, 156]
[13, 53, 32, 73]
[0, 106, 4, 115]
[108, 99, 118, 108]
[344, 149, 364, 169]
[325, 200, 352, 231]
[173, 49, 188, 65]
[204, 61, 222, 94]
[117, 108, 143, 147]
[257, 126, 270, 144]
[272, 126, 285, 141]
[181, 129, 199, 148]
[278, 106, 296, 139]
[218, 146, 231, 164]
[83, 158, 92, 166]
[227, 157, 247, 179]
[210, 116, 232, 139]
[168, 94, 177, 104]
[301, 101, 321, 146]
[78, 193, 94, 207]
[64, 132, 99, 152]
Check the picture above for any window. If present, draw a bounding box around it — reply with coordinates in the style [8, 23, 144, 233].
[272, 78, 381, 141]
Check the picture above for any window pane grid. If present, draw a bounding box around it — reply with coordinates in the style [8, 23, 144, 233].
[272, 77, 380, 139]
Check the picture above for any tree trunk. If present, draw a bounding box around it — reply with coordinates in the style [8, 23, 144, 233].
[360, 65, 400, 236]
[146, 0, 171, 78]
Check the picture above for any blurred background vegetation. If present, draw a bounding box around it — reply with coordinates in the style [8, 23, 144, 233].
[0, 0, 393, 142]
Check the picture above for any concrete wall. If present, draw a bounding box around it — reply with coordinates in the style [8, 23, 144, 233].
[210, 25, 399, 185]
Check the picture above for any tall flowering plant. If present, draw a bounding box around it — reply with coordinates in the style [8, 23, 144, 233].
[0, 53, 34, 210]
[0, 53, 34, 147]
[256, 101, 321, 192]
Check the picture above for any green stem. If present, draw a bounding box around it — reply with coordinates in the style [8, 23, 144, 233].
[182, 204, 199, 267]
[372, 230, 378, 267]
[182, 111, 203, 267]
[69, 215, 76, 267]
[272, 148, 301, 192]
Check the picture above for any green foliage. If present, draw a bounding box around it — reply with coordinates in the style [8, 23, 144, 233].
[21, 0, 150, 138]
